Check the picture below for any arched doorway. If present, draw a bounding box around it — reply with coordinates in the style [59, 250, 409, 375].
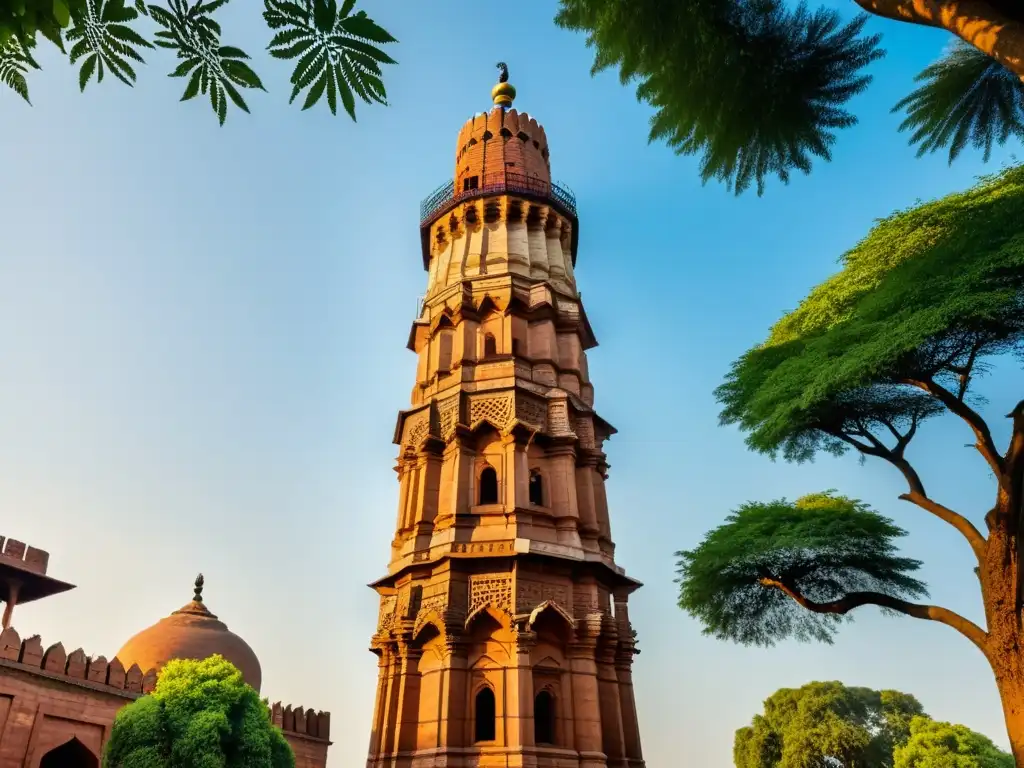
[39, 737, 98, 768]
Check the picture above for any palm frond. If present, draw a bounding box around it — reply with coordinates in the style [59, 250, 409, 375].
[150, 0, 263, 125]
[264, 0, 396, 120]
[893, 41, 1024, 164]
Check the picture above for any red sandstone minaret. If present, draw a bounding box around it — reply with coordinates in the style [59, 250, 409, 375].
[365, 65, 645, 768]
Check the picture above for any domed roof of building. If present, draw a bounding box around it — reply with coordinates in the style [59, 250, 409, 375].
[116, 574, 262, 692]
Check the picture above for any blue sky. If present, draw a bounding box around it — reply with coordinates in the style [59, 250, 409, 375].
[2, 1, 1022, 765]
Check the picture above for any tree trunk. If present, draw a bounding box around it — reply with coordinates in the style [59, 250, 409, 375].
[983, 524, 1024, 764]
[996, 671, 1024, 766]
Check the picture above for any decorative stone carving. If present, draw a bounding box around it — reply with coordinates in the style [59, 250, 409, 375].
[515, 580, 570, 614]
[469, 574, 512, 616]
[515, 394, 547, 431]
[438, 394, 461, 441]
[378, 596, 398, 631]
[402, 409, 431, 447]
[469, 393, 513, 432]
[419, 582, 448, 615]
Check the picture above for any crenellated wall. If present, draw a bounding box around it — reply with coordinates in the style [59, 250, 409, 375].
[0, 625, 331, 768]
[454, 107, 551, 193]
[0, 538, 50, 576]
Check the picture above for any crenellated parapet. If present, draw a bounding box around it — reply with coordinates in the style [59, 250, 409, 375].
[269, 701, 331, 742]
[0, 536, 50, 574]
[454, 107, 551, 193]
[0, 625, 157, 696]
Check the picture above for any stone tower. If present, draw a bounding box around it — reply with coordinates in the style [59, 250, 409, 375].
[366, 66, 645, 768]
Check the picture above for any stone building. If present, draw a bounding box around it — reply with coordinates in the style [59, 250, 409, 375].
[0, 538, 330, 768]
[365, 69, 646, 768]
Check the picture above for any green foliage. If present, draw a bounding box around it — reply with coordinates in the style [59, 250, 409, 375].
[103, 654, 294, 768]
[734, 682, 927, 768]
[893, 716, 1013, 768]
[265, 0, 394, 119]
[894, 43, 1024, 166]
[556, 0, 882, 196]
[676, 491, 925, 645]
[715, 164, 1024, 461]
[0, 0, 394, 123]
[556, 0, 1024, 196]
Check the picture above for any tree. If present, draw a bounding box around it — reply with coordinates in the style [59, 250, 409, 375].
[734, 681, 926, 768]
[103, 654, 294, 768]
[675, 165, 1024, 759]
[0, 0, 396, 124]
[555, 0, 1024, 195]
[894, 716, 1014, 768]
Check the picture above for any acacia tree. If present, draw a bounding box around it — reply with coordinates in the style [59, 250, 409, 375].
[103, 654, 293, 768]
[675, 165, 1024, 760]
[895, 716, 1014, 768]
[556, 0, 1024, 194]
[0, 0, 396, 124]
[735, 681, 925, 768]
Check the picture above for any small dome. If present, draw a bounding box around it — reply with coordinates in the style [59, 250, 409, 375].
[116, 574, 262, 692]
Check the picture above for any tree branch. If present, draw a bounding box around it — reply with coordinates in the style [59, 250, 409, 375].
[759, 576, 989, 653]
[851, 0, 1024, 78]
[831, 427, 988, 558]
[904, 377, 1004, 478]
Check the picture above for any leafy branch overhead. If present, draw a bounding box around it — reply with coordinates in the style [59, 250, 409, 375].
[0, 0, 396, 124]
[556, 0, 1024, 196]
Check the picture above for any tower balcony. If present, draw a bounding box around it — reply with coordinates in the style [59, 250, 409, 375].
[419, 171, 577, 228]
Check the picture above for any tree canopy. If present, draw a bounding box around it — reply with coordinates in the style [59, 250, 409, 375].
[894, 716, 1014, 768]
[103, 654, 294, 768]
[0, 0, 396, 124]
[679, 164, 1024, 760]
[677, 491, 928, 646]
[556, 0, 1024, 195]
[734, 681, 925, 768]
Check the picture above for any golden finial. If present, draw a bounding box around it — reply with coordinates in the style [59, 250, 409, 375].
[492, 62, 516, 108]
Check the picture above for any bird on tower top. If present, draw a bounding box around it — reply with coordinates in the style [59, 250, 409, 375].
[492, 62, 515, 108]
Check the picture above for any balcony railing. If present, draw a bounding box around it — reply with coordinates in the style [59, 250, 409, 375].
[419, 171, 577, 225]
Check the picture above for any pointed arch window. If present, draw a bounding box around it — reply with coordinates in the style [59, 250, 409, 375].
[479, 466, 499, 505]
[40, 738, 98, 768]
[534, 690, 556, 745]
[475, 686, 497, 742]
[483, 333, 498, 358]
[528, 470, 544, 506]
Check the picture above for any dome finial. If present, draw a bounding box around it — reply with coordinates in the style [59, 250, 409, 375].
[193, 573, 204, 603]
[492, 62, 515, 108]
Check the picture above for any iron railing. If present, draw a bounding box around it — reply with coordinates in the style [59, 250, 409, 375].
[419, 171, 577, 225]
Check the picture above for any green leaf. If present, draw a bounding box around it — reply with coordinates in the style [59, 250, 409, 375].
[53, 0, 71, 28]
[335, 61, 354, 119]
[218, 45, 249, 59]
[79, 53, 97, 90]
[338, 13, 396, 44]
[302, 67, 327, 109]
[313, 0, 337, 33]
[181, 65, 203, 99]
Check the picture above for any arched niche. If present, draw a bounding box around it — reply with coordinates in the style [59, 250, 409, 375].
[39, 737, 98, 768]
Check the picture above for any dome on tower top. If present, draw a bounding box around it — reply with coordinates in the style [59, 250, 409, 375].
[116, 574, 262, 691]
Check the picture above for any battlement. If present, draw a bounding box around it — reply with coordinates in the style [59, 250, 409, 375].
[0, 626, 156, 696]
[270, 701, 331, 742]
[454, 107, 551, 194]
[0, 535, 50, 575]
